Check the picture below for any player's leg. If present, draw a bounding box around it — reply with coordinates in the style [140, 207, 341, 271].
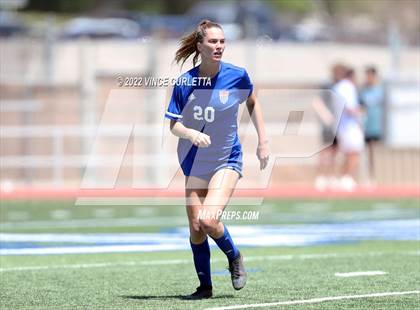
[344, 152, 360, 177]
[338, 126, 364, 190]
[184, 175, 212, 299]
[315, 142, 338, 190]
[199, 168, 239, 238]
[199, 168, 246, 290]
[366, 139, 379, 183]
[328, 142, 339, 187]
[185, 175, 208, 243]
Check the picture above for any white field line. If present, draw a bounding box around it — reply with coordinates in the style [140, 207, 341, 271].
[2, 212, 418, 230]
[335, 271, 387, 277]
[0, 232, 186, 243]
[204, 291, 420, 310]
[0, 251, 418, 272]
[75, 197, 263, 206]
[0, 244, 187, 255]
[0, 259, 192, 272]
[5, 211, 29, 221]
[0, 216, 188, 229]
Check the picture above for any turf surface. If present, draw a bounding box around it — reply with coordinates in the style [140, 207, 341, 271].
[1, 242, 419, 309]
[1, 199, 419, 309]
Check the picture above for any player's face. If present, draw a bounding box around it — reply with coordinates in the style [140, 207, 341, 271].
[365, 72, 377, 86]
[332, 65, 346, 83]
[198, 27, 225, 63]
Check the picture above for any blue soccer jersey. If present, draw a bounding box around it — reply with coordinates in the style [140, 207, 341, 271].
[165, 61, 253, 179]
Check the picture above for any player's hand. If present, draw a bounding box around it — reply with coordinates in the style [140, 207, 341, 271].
[187, 129, 211, 148]
[257, 140, 269, 170]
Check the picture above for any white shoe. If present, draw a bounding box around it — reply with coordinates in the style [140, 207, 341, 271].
[339, 175, 356, 192]
[314, 176, 328, 191]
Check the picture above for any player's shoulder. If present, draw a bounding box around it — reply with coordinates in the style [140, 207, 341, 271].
[334, 79, 355, 92]
[222, 61, 247, 76]
[177, 66, 199, 80]
[172, 66, 199, 94]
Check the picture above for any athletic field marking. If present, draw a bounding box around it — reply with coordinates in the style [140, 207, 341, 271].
[2, 212, 418, 230]
[134, 207, 156, 216]
[0, 216, 188, 229]
[5, 211, 29, 221]
[75, 197, 263, 206]
[49, 209, 71, 220]
[0, 251, 417, 272]
[1, 219, 419, 254]
[92, 208, 115, 218]
[0, 259, 191, 272]
[204, 291, 420, 310]
[335, 271, 387, 277]
[293, 202, 330, 212]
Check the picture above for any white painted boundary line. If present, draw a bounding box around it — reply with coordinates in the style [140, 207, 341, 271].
[0, 244, 188, 256]
[0, 251, 418, 272]
[0, 216, 188, 229]
[75, 197, 263, 206]
[0, 259, 191, 272]
[2, 214, 418, 230]
[335, 271, 387, 277]
[204, 291, 420, 310]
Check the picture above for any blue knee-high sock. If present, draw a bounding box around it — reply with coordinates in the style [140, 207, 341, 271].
[211, 224, 239, 263]
[190, 238, 212, 287]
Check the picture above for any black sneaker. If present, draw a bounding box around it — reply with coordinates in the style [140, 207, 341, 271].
[183, 285, 213, 300]
[228, 252, 247, 290]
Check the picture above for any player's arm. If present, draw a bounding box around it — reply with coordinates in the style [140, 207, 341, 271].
[246, 92, 269, 169]
[346, 105, 363, 118]
[169, 120, 211, 147]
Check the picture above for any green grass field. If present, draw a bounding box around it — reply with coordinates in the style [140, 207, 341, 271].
[1, 199, 419, 309]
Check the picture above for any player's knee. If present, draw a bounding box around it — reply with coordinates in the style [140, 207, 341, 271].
[199, 218, 219, 235]
[189, 223, 206, 243]
[189, 221, 202, 235]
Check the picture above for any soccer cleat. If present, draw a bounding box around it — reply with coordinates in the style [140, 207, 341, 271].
[183, 285, 213, 300]
[228, 252, 247, 290]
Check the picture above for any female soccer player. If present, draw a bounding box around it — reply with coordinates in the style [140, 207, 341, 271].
[165, 20, 269, 299]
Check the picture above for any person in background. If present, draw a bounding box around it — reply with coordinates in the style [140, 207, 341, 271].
[359, 66, 384, 184]
[346, 67, 357, 86]
[333, 64, 365, 191]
